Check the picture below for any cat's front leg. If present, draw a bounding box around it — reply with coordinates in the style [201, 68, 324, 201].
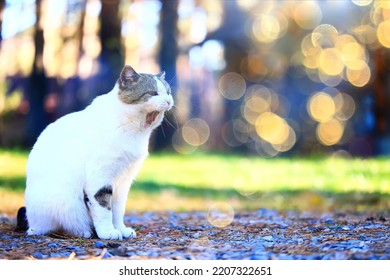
[87, 184, 123, 240]
[111, 159, 146, 239]
[112, 185, 136, 239]
[112, 201, 136, 239]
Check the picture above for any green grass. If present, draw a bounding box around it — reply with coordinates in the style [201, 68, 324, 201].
[140, 153, 390, 194]
[1, 149, 390, 214]
[0, 149, 28, 191]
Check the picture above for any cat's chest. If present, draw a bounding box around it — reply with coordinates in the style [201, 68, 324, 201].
[118, 130, 149, 155]
[119, 140, 148, 163]
[84, 102, 151, 164]
[87, 131, 148, 181]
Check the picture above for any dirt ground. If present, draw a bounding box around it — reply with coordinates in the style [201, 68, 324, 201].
[1, 209, 389, 260]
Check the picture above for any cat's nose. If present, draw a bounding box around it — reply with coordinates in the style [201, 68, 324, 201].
[166, 100, 171, 106]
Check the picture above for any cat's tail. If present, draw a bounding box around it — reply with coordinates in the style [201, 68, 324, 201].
[15, 207, 29, 231]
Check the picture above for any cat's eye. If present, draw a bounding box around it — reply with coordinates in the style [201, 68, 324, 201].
[149, 91, 158, 96]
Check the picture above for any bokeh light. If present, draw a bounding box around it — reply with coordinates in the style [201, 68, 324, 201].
[272, 126, 297, 152]
[346, 61, 371, 87]
[1, 0, 388, 157]
[339, 41, 366, 67]
[255, 112, 296, 152]
[218, 72, 246, 100]
[172, 128, 198, 155]
[242, 96, 270, 124]
[207, 202, 235, 228]
[307, 88, 356, 147]
[232, 118, 251, 144]
[222, 121, 243, 147]
[334, 93, 356, 121]
[352, 25, 377, 45]
[318, 71, 343, 87]
[377, 0, 390, 9]
[293, 1, 322, 30]
[182, 118, 210, 147]
[311, 24, 339, 48]
[252, 14, 281, 44]
[319, 48, 344, 76]
[308, 92, 336, 123]
[300, 21, 373, 88]
[316, 119, 344, 146]
[242, 88, 271, 125]
[255, 112, 287, 144]
[351, 0, 373, 6]
[377, 20, 390, 48]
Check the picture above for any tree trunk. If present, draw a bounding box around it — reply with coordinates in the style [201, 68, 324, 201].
[58, 0, 87, 115]
[373, 49, 389, 135]
[0, 0, 5, 144]
[372, 48, 390, 154]
[153, 0, 178, 151]
[25, 0, 48, 146]
[96, 0, 123, 96]
[0, 0, 5, 46]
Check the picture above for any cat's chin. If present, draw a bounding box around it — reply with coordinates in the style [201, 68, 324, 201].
[145, 111, 161, 125]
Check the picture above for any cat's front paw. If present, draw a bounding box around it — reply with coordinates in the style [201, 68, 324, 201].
[97, 229, 123, 240]
[119, 227, 136, 239]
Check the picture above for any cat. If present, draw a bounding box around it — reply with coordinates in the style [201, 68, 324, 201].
[16, 65, 173, 240]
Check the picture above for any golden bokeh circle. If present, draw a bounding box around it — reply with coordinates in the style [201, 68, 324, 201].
[377, 20, 390, 48]
[317, 119, 344, 146]
[308, 92, 336, 123]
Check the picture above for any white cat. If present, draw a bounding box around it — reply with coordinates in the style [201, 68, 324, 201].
[19, 65, 173, 240]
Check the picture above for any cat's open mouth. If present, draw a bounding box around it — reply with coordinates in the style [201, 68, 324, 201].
[146, 111, 160, 125]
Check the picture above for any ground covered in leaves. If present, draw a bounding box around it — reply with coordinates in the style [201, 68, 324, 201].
[1, 209, 390, 260]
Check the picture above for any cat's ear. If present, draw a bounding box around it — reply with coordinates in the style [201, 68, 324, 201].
[157, 71, 166, 80]
[119, 65, 140, 88]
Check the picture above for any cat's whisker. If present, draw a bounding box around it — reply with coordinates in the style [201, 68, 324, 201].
[160, 119, 166, 138]
[168, 107, 181, 127]
[163, 108, 178, 129]
[171, 105, 198, 122]
[164, 115, 177, 129]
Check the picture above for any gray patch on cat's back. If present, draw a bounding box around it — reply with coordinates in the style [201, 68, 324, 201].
[94, 185, 113, 210]
[119, 74, 158, 104]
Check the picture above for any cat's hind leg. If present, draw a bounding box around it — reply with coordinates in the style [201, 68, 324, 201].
[26, 207, 59, 236]
[27, 195, 93, 238]
[58, 199, 93, 238]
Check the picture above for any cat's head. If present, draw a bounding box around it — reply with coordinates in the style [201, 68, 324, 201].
[117, 65, 174, 128]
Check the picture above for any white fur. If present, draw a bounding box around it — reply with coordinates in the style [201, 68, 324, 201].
[25, 78, 173, 240]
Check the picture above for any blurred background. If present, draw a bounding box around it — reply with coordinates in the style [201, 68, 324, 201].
[0, 0, 389, 156]
[0, 0, 390, 216]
